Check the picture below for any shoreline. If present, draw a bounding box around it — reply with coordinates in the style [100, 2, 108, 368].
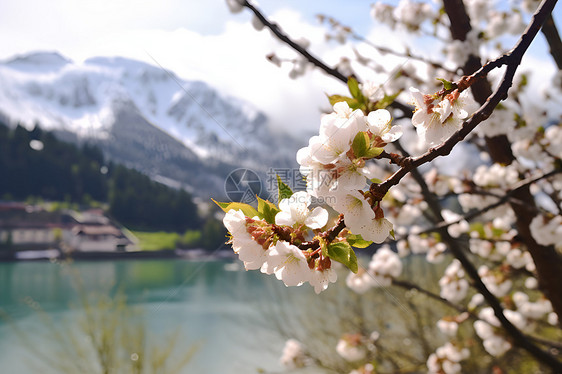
[0, 247, 235, 262]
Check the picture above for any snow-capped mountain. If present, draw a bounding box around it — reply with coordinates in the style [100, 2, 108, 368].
[0, 51, 298, 198]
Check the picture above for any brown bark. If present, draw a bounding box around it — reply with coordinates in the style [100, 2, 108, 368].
[541, 14, 562, 70]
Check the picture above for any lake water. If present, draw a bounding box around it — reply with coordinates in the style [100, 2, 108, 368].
[0, 257, 315, 374]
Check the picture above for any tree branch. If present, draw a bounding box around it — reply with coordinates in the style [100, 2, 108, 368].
[241, 0, 348, 83]
[415, 168, 562, 236]
[541, 13, 562, 69]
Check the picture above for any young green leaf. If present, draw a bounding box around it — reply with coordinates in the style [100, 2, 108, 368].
[327, 94, 357, 107]
[352, 131, 369, 158]
[212, 199, 259, 218]
[277, 175, 293, 203]
[257, 196, 280, 224]
[347, 77, 364, 102]
[347, 234, 372, 249]
[326, 241, 358, 273]
[374, 91, 401, 109]
[436, 78, 455, 91]
[364, 146, 384, 159]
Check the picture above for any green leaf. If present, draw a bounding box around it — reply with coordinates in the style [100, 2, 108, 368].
[370, 178, 382, 184]
[390, 229, 396, 240]
[374, 91, 401, 109]
[347, 234, 372, 249]
[364, 147, 384, 159]
[347, 77, 364, 101]
[327, 94, 359, 108]
[257, 196, 279, 224]
[352, 131, 369, 158]
[277, 175, 293, 203]
[212, 199, 259, 218]
[326, 241, 358, 273]
[436, 78, 455, 91]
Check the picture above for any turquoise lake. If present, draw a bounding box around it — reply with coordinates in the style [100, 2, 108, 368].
[0, 257, 315, 374]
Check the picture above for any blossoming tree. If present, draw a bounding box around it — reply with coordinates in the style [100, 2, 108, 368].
[217, 0, 562, 372]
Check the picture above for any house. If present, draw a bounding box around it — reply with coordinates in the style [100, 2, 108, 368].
[0, 202, 137, 253]
[63, 209, 138, 252]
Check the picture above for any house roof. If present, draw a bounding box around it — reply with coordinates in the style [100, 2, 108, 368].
[72, 225, 123, 237]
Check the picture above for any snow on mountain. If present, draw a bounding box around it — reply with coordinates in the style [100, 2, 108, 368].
[0, 52, 298, 197]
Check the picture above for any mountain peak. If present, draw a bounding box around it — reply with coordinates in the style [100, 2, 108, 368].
[3, 51, 71, 71]
[0, 51, 297, 197]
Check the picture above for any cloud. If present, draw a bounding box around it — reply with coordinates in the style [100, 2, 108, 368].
[0, 1, 355, 136]
[63, 9, 348, 135]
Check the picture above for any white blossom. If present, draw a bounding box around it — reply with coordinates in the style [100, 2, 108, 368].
[506, 248, 532, 269]
[368, 246, 402, 287]
[309, 267, 337, 294]
[366, 109, 403, 143]
[439, 260, 469, 303]
[442, 209, 469, 238]
[332, 190, 393, 243]
[280, 339, 308, 369]
[224, 210, 270, 270]
[346, 269, 374, 294]
[275, 191, 328, 229]
[468, 293, 484, 310]
[262, 241, 310, 287]
[437, 319, 459, 337]
[474, 316, 512, 357]
[394, 0, 434, 31]
[371, 3, 396, 28]
[478, 265, 512, 297]
[513, 292, 553, 320]
[547, 312, 559, 326]
[336, 336, 367, 362]
[410, 88, 472, 146]
[225, 0, 244, 13]
[361, 81, 385, 102]
[427, 342, 469, 374]
[530, 214, 562, 247]
[524, 277, 538, 289]
[251, 14, 265, 31]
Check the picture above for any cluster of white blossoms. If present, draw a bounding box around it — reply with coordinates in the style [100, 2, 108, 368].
[297, 101, 403, 243]
[529, 214, 562, 248]
[436, 318, 459, 337]
[513, 292, 553, 320]
[439, 260, 469, 304]
[410, 88, 476, 146]
[472, 306, 528, 357]
[222, 190, 338, 293]
[371, 0, 435, 31]
[478, 265, 512, 298]
[280, 339, 308, 369]
[336, 332, 379, 363]
[427, 342, 470, 374]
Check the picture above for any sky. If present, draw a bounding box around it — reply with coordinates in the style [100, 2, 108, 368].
[0, 0, 560, 135]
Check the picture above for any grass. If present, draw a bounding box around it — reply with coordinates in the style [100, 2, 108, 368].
[131, 231, 180, 251]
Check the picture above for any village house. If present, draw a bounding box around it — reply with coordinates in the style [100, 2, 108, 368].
[0, 202, 137, 253]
